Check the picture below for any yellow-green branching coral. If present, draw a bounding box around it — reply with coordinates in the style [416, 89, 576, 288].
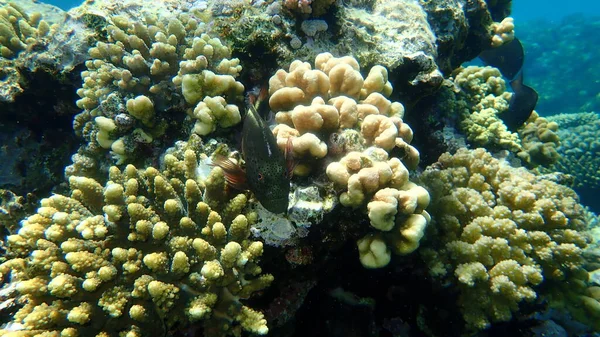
[0, 148, 272, 337]
[450, 66, 560, 168]
[0, 2, 53, 59]
[420, 148, 589, 331]
[72, 12, 244, 165]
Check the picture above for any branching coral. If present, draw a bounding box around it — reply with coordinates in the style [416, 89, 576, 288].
[0, 143, 272, 337]
[71, 12, 244, 170]
[450, 66, 560, 168]
[0, 2, 53, 59]
[453, 66, 520, 151]
[268, 53, 429, 268]
[420, 148, 589, 330]
[0, 2, 60, 102]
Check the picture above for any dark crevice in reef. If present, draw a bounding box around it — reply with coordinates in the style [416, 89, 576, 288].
[0, 65, 83, 197]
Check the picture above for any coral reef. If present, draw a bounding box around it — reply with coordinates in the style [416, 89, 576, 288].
[418, 0, 498, 74]
[453, 66, 520, 151]
[1, 0, 599, 336]
[546, 112, 600, 190]
[283, 0, 336, 16]
[250, 184, 336, 247]
[0, 144, 272, 336]
[420, 148, 590, 330]
[0, 190, 36, 238]
[0, 2, 53, 59]
[0, 1, 101, 201]
[268, 52, 430, 268]
[338, 0, 442, 100]
[516, 111, 560, 167]
[205, 0, 449, 102]
[0, 0, 96, 103]
[544, 112, 600, 212]
[0, 1, 55, 101]
[443, 66, 560, 168]
[71, 11, 244, 175]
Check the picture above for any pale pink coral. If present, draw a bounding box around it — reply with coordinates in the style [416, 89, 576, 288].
[283, 0, 313, 14]
[283, 0, 335, 16]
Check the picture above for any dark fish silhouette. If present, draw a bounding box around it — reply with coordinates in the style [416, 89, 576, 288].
[479, 37, 538, 130]
[502, 72, 538, 131]
[213, 102, 292, 214]
[479, 37, 524, 81]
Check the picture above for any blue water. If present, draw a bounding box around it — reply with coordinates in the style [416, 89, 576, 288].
[46, 0, 79, 10]
[513, 0, 600, 21]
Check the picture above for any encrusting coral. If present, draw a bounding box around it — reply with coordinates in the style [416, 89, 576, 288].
[268, 52, 430, 268]
[420, 148, 590, 331]
[546, 112, 600, 190]
[71, 11, 244, 171]
[0, 140, 273, 337]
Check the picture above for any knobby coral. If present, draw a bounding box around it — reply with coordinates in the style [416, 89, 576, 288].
[268, 52, 430, 268]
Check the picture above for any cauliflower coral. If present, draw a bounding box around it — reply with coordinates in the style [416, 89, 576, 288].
[420, 148, 589, 330]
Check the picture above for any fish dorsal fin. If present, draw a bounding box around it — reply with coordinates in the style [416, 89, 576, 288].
[285, 137, 297, 178]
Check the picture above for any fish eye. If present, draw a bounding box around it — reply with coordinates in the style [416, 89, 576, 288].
[258, 173, 264, 181]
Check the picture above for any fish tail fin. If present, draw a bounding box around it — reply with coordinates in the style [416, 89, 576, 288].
[210, 155, 248, 190]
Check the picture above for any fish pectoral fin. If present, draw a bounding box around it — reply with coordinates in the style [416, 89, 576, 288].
[211, 155, 248, 190]
[285, 137, 298, 179]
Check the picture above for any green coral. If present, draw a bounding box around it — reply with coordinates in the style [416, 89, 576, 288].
[0, 2, 52, 59]
[547, 112, 600, 189]
[420, 148, 589, 331]
[0, 141, 272, 337]
[452, 66, 521, 151]
[0, 2, 58, 102]
[449, 66, 560, 168]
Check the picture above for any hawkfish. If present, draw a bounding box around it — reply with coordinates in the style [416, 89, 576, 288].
[213, 96, 294, 214]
